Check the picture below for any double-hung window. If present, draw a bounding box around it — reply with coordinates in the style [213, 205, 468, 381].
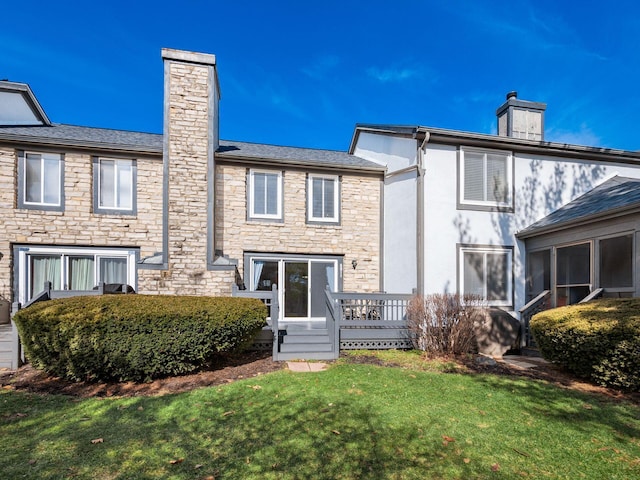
[94, 157, 136, 214]
[308, 174, 339, 223]
[459, 148, 512, 210]
[18, 151, 64, 211]
[249, 169, 282, 220]
[459, 246, 512, 306]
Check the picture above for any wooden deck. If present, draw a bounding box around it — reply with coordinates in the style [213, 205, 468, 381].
[238, 287, 414, 361]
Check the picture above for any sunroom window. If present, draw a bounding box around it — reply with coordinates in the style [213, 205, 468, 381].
[556, 242, 591, 306]
[599, 234, 633, 289]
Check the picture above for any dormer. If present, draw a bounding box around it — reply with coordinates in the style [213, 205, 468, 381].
[0, 81, 51, 126]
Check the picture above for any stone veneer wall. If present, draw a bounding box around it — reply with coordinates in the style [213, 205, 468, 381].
[137, 51, 236, 296]
[215, 163, 381, 292]
[0, 145, 163, 302]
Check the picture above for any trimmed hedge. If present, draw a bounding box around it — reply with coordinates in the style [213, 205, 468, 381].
[530, 299, 640, 391]
[13, 294, 267, 382]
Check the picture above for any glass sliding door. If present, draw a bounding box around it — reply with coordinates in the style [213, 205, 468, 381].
[310, 262, 335, 317]
[18, 246, 136, 304]
[284, 262, 308, 318]
[249, 255, 339, 321]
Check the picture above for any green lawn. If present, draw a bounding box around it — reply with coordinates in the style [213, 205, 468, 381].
[1, 352, 639, 479]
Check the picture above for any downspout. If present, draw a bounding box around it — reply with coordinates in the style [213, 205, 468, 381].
[416, 130, 429, 295]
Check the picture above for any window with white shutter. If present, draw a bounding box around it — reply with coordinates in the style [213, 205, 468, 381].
[459, 148, 512, 209]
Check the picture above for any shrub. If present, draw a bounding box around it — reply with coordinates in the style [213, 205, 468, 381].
[13, 294, 267, 382]
[407, 294, 485, 355]
[530, 299, 640, 391]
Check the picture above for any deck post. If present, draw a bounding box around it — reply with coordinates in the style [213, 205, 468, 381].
[270, 285, 280, 360]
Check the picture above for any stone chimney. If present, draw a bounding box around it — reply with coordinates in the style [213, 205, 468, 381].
[496, 91, 546, 141]
[160, 48, 222, 293]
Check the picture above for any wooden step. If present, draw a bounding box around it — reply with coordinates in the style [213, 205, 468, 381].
[281, 333, 331, 344]
[276, 351, 337, 361]
[280, 342, 333, 353]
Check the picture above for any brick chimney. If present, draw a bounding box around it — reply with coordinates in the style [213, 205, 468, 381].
[496, 91, 546, 141]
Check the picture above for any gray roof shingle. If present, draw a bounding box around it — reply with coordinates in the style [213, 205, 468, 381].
[0, 123, 162, 152]
[517, 176, 640, 238]
[0, 124, 383, 171]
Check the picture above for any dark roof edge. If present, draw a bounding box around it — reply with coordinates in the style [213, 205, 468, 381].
[351, 124, 640, 165]
[217, 153, 386, 173]
[516, 203, 640, 239]
[0, 131, 162, 156]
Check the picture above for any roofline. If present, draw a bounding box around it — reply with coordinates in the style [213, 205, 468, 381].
[350, 124, 640, 166]
[216, 152, 386, 173]
[0, 128, 383, 171]
[0, 81, 51, 126]
[516, 203, 640, 239]
[0, 130, 162, 157]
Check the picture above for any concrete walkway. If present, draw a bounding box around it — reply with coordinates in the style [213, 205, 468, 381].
[286, 361, 328, 372]
[500, 355, 549, 369]
[285, 357, 546, 372]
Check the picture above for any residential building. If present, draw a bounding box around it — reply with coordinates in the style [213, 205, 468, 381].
[0, 49, 383, 367]
[351, 93, 640, 327]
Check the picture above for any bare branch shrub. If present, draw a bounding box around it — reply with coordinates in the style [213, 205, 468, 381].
[407, 294, 486, 355]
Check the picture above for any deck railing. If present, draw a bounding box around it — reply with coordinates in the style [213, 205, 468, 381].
[328, 291, 414, 350]
[231, 285, 279, 358]
[579, 288, 604, 303]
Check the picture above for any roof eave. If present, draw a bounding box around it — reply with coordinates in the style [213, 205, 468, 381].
[216, 153, 385, 173]
[350, 124, 640, 165]
[516, 203, 640, 239]
[0, 132, 162, 156]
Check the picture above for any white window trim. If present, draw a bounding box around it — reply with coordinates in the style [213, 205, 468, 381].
[249, 169, 283, 220]
[22, 151, 62, 207]
[459, 147, 513, 209]
[308, 174, 339, 223]
[17, 246, 137, 305]
[97, 157, 134, 211]
[459, 246, 513, 307]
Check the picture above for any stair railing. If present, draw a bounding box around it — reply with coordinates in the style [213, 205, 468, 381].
[518, 290, 551, 347]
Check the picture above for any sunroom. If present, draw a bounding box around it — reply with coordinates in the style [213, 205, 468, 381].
[518, 176, 640, 308]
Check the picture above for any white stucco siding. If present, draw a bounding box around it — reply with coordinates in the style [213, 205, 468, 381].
[384, 170, 418, 293]
[353, 132, 417, 172]
[422, 142, 640, 312]
[354, 132, 419, 293]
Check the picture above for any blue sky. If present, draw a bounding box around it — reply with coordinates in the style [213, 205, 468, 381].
[3, 1, 640, 151]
